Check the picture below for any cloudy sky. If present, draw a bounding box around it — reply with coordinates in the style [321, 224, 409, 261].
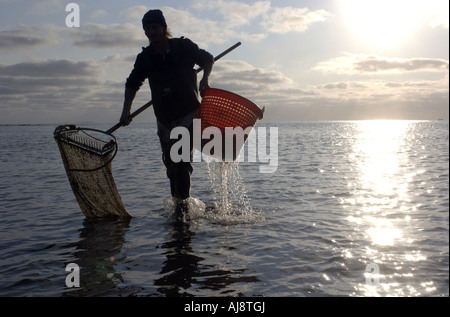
[0, 0, 448, 124]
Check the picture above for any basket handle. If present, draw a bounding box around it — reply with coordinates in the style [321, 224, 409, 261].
[106, 42, 242, 134]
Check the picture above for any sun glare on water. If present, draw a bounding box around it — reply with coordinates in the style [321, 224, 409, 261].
[350, 120, 411, 246]
[341, 120, 434, 296]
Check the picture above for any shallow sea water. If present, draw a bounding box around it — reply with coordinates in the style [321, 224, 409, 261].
[0, 121, 448, 297]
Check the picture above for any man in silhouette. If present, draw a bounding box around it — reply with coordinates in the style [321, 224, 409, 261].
[120, 9, 214, 202]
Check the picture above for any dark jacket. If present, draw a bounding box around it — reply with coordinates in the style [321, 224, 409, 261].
[126, 37, 214, 123]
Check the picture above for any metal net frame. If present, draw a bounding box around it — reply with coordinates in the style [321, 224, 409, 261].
[54, 125, 130, 218]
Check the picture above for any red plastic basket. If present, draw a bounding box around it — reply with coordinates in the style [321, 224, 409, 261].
[196, 88, 264, 161]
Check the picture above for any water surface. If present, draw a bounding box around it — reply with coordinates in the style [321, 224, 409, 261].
[0, 121, 448, 296]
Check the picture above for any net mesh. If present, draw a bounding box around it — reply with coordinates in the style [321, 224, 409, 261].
[199, 88, 263, 129]
[54, 125, 130, 218]
[197, 88, 264, 161]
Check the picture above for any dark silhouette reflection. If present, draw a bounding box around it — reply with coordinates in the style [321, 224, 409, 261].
[155, 212, 259, 296]
[154, 216, 202, 296]
[63, 217, 131, 297]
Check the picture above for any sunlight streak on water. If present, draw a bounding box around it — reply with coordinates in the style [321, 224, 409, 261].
[348, 121, 411, 246]
[340, 120, 438, 296]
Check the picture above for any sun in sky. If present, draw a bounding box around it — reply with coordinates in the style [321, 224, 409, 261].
[339, 0, 446, 50]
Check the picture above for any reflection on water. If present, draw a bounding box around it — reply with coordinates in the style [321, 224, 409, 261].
[340, 121, 434, 296]
[63, 218, 131, 297]
[155, 210, 260, 297]
[154, 219, 202, 296]
[347, 121, 411, 246]
[63, 212, 259, 297]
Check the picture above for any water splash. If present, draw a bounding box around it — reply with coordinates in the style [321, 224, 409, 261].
[200, 160, 264, 225]
[164, 196, 205, 223]
[164, 161, 265, 225]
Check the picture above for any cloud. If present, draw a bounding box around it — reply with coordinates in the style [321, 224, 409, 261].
[210, 60, 319, 117]
[121, 5, 148, 21]
[222, 62, 448, 120]
[313, 54, 449, 74]
[90, 10, 108, 20]
[192, 1, 330, 38]
[193, 0, 271, 28]
[121, 5, 226, 47]
[193, 1, 330, 34]
[0, 59, 99, 77]
[322, 82, 348, 90]
[0, 55, 448, 124]
[0, 25, 58, 50]
[209, 58, 447, 120]
[162, 6, 224, 45]
[100, 53, 136, 65]
[212, 60, 297, 99]
[27, 0, 65, 15]
[0, 2, 332, 53]
[0, 56, 312, 123]
[0, 22, 146, 52]
[270, 76, 448, 121]
[0, 58, 122, 124]
[0, 58, 103, 101]
[261, 7, 331, 33]
[68, 23, 147, 49]
[316, 77, 448, 99]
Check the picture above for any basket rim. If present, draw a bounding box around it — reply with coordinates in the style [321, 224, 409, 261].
[202, 88, 264, 119]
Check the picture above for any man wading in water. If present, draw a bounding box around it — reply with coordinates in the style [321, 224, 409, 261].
[120, 9, 214, 210]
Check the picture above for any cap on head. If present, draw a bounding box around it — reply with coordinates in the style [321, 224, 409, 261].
[142, 9, 167, 28]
